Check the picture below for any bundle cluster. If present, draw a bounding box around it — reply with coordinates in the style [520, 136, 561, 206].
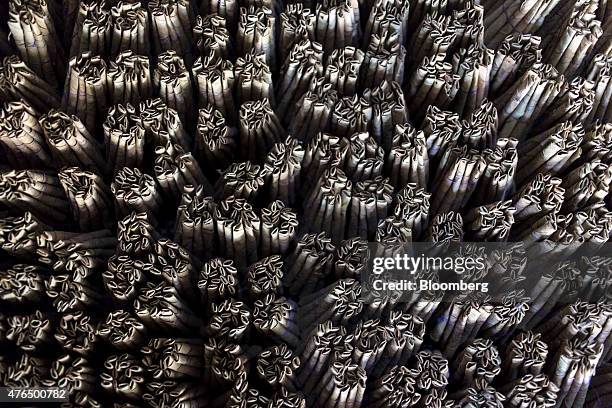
[1, 0, 612, 406]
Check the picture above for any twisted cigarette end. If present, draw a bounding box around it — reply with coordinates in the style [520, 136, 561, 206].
[215, 160, 266, 202]
[194, 14, 232, 59]
[238, 98, 285, 162]
[108, 50, 152, 106]
[277, 40, 324, 121]
[110, 2, 149, 57]
[41, 110, 106, 174]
